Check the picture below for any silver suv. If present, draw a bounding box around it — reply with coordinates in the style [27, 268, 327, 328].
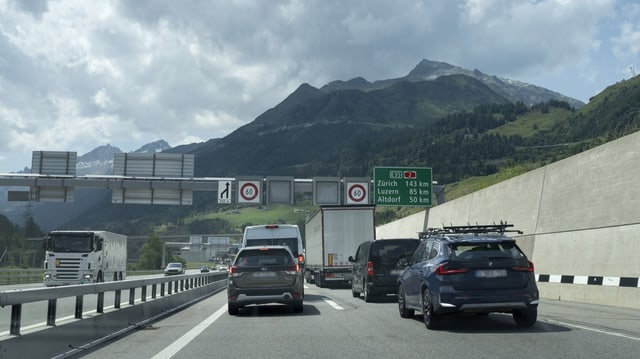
[227, 245, 304, 315]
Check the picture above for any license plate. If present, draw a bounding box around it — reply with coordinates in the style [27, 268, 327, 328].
[253, 272, 276, 278]
[475, 269, 507, 278]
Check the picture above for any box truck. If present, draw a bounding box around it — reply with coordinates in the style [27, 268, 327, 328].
[43, 230, 127, 286]
[305, 206, 376, 287]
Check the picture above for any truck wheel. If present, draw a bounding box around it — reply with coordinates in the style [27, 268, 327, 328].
[316, 272, 324, 288]
[97, 272, 104, 283]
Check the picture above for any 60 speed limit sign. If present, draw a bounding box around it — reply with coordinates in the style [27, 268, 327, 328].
[237, 180, 261, 204]
[346, 182, 369, 204]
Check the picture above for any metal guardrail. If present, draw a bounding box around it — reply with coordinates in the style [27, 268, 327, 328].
[0, 269, 164, 285]
[0, 272, 226, 336]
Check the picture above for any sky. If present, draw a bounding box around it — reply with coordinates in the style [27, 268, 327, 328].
[0, 0, 638, 173]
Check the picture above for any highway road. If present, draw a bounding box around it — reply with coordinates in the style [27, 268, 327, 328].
[74, 283, 640, 359]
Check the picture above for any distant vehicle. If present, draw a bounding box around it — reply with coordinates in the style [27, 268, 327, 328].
[218, 265, 228, 272]
[242, 224, 304, 263]
[200, 265, 210, 273]
[43, 230, 127, 286]
[227, 245, 304, 315]
[349, 238, 420, 302]
[397, 224, 539, 329]
[305, 206, 376, 287]
[164, 262, 185, 276]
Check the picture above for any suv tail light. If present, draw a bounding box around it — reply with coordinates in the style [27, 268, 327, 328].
[435, 262, 468, 275]
[286, 264, 299, 275]
[367, 261, 374, 277]
[512, 260, 535, 272]
[229, 265, 241, 277]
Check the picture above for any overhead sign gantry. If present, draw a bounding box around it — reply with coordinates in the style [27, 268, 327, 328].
[0, 151, 436, 207]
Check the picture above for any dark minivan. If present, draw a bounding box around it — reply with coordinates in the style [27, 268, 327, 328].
[349, 238, 420, 302]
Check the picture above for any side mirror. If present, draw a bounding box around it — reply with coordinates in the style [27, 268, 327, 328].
[348, 256, 355, 263]
[397, 258, 409, 268]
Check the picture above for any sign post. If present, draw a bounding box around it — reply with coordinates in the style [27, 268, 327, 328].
[373, 167, 432, 206]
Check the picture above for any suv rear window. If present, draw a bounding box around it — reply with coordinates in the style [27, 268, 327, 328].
[244, 238, 299, 257]
[235, 248, 294, 267]
[450, 241, 524, 260]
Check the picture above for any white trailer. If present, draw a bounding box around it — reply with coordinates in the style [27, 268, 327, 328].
[305, 206, 376, 287]
[43, 230, 127, 286]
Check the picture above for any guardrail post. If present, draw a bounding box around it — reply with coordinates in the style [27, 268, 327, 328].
[115, 289, 121, 309]
[97, 292, 105, 313]
[75, 295, 83, 319]
[152, 284, 157, 299]
[141, 285, 147, 302]
[47, 299, 57, 326]
[161, 282, 166, 296]
[129, 288, 135, 305]
[10, 304, 21, 335]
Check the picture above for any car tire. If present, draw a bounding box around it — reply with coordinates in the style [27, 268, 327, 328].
[513, 307, 537, 327]
[398, 284, 414, 318]
[422, 289, 440, 330]
[292, 300, 304, 313]
[228, 304, 240, 315]
[363, 278, 373, 302]
[351, 282, 360, 298]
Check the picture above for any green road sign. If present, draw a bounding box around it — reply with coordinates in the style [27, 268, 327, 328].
[373, 167, 432, 206]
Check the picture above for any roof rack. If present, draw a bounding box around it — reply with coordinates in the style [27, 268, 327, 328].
[419, 222, 523, 238]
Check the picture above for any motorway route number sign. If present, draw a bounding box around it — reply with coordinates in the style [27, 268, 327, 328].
[373, 167, 432, 206]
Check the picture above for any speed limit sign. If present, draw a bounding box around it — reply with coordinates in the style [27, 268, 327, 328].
[345, 181, 369, 204]
[237, 180, 262, 204]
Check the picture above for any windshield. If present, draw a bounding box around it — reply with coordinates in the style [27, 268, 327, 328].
[49, 234, 93, 253]
[244, 238, 299, 257]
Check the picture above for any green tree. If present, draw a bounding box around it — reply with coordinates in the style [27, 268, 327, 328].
[137, 234, 164, 270]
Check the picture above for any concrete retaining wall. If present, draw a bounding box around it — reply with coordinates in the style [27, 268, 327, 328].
[376, 130, 640, 309]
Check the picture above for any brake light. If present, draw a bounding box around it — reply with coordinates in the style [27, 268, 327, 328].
[285, 264, 299, 275]
[435, 263, 468, 275]
[512, 261, 535, 272]
[265, 224, 279, 229]
[229, 265, 240, 276]
[297, 254, 305, 264]
[367, 261, 374, 277]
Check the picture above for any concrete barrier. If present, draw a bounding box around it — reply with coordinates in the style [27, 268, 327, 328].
[376, 130, 640, 309]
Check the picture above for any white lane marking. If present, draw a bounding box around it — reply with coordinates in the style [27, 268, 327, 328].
[151, 305, 227, 359]
[543, 318, 640, 342]
[323, 298, 344, 310]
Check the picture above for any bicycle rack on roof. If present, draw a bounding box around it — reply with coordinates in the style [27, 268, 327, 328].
[419, 222, 523, 239]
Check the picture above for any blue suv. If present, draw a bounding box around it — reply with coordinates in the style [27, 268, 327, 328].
[397, 224, 539, 329]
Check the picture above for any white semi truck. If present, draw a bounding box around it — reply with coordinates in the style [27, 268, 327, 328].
[305, 206, 376, 287]
[43, 230, 127, 286]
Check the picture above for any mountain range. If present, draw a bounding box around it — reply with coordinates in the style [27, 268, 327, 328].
[6, 59, 638, 232]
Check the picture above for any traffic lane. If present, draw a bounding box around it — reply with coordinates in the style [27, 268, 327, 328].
[80, 285, 640, 359]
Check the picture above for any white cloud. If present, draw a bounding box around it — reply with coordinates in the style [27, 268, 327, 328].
[0, 0, 634, 172]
